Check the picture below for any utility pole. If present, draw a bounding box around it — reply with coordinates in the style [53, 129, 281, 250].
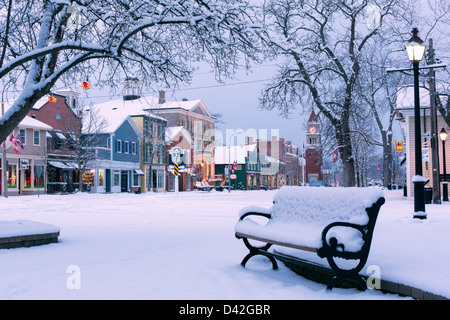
[427, 38, 441, 204]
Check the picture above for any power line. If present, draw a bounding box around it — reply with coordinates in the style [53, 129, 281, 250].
[2, 77, 273, 100]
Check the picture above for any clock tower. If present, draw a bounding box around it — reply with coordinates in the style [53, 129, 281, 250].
[305, 110, 322, 183]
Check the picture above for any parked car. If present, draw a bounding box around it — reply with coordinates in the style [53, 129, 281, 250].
[368, 179, 383, 187]
[309, 181, 331, 187]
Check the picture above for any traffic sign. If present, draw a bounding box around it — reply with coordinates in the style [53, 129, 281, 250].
[169, 147, 184, 164]
[174, 163, 179, 176]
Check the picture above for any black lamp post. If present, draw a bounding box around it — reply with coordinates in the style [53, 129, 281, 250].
[405, 27, 427, 218]
[440, 127, 449, 202]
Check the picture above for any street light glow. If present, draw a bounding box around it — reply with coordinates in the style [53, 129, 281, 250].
[439, 127, 448, 142]
[405, 27, 426, 62]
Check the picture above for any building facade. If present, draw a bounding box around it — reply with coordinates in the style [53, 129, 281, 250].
[147, 91, 216, 185]
[82, 115, 142, 193]
[1, 116, 52, 196]
[396, 86, 450, 200]
[27, 90, 82, 192]
[165, 126, 194, 191]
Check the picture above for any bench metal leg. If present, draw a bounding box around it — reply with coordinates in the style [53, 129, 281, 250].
[240, 238, 278, 270]
[327, 273, 367, 291]
[241, 251, 278, 270]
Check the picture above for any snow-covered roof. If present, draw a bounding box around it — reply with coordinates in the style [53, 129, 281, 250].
[214, 144, 257, 165]
[30, 97, 50, 110]
[148, 97, 213, 118]
[2, 100, 53, 131]
[396, 86, 431, 110]
[87, 97, 167, 134]
[18, 116, 53, 131]
[165, 126, 192, 144]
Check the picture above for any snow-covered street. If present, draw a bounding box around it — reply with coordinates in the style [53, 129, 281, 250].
[0, 188, 448, 300]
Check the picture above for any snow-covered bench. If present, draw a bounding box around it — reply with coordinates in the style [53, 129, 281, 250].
[235, 186, 385, 290]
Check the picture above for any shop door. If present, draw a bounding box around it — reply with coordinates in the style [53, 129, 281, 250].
[121, 171, 128, 192]
[106, 169, 111, 193]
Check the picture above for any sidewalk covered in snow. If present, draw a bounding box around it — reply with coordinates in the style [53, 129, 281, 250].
[0, 188, 448, 300]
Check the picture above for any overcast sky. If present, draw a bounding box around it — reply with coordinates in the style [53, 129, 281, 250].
[155, 62, 309, 148]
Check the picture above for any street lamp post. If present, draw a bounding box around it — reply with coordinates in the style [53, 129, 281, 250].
[405, 27, 427, 219]
[440, 127, 449, 202]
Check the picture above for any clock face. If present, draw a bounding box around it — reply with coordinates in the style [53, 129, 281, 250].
[309, 126, 316, 133]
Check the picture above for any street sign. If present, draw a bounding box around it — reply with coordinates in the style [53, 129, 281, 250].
[394, 141, 404, 152]
[174, 163, 179, 176]
[169, 146, 184, 164]
[422, 148, 430, 162]
[421, 132, 431, 138]
[19, 159, 29, 169]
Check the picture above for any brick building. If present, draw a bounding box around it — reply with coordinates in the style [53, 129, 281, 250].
[27, 90, 82, 192]
[305, 110, 323, 183]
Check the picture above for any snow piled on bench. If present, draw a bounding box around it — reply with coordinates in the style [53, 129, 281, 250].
[271, 186, 384, 225]
[236, 186, 384, 251]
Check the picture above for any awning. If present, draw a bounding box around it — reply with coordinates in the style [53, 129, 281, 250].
[48, 161, 76, 169]
[134, 169, 145, 176]
[55, 132, 66, 139]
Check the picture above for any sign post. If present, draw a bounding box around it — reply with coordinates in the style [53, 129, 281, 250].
[169, 147, 184, 194]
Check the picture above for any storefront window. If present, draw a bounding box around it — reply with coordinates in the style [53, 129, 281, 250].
[114, 170, 120, 186]
[133, 171, 139, 186]
[7, 164, 17, 188]
[169, 173, 174, 191]
[83, 169, 95, 186]
[158, 170, 164, 189]
[98, 169, 104, 187]
[24, 168, 32, 188]
[34, 165, 45, 188]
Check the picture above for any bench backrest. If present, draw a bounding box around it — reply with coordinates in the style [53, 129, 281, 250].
[271, 186, 384, 226]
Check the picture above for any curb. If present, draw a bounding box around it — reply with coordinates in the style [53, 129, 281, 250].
[276, 253, 448, 300]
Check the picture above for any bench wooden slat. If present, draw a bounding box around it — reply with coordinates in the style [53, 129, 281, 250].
[236, 232, 317, 253]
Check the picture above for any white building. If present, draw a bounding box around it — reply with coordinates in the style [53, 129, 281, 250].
[396, 85, 450, 200]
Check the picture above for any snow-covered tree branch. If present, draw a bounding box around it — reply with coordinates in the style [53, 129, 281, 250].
[259, 0, 399, 187]
[0, 0, 261, 142]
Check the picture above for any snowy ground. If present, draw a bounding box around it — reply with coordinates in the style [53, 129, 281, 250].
[0, 188, 448, 300]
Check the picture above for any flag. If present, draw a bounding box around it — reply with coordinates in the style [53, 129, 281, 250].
[9, 133, 23, 153]
[377, 164, 381, 172]
[302, 142, 305, 158]
[332, 147, 338, 163]
[14, 135, 23, 147]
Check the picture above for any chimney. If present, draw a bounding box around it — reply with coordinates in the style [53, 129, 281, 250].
[159, 91, 166, 104]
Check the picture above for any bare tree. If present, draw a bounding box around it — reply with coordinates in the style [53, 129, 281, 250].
[0, 0, 262, 143]
[259, 0, 400, 186]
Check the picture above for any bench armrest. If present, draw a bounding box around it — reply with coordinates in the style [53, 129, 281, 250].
[239, 211, 272, 221]
[317, 221, 367, 259]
